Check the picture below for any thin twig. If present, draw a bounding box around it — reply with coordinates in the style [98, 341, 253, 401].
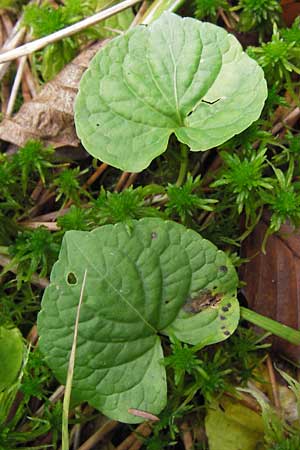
[20, 220, 60, 231]
[62, 269, 88, 450]
[225, 391, 261, 413]
[34, 385, 65, 417]
[128, 423, 152, 450]
[0, 254, 49, 289]
[180, 421, 194, 450]
[272, 107, 300, 135]
[6, 55, 27, 116]
[26, 324, 38, 345]
[22, 61, 38, 99]
[77, 420, 119, 450]
[82, 163, 108, 188]
[116, 423, 152, 450]
[266, 355, 281, 410]
[1, 12, 13, 37]
[0, 27, 26, 81]
[218, 8, 232, 29]
[0, 0, 141, 64]
[123, 172, 139, 190]
[114, 171, 130, 192]
[129, 0, 149, 28]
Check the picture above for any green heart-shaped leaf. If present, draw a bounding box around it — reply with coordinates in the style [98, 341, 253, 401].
[38, 219, 239, 423]
[74, 12, 267, 172]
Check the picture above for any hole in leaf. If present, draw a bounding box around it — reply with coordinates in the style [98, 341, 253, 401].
[151, 232, 157, 239]
[219, 265, 228, 273]
[201, 98, 221, 105]
[67, 272, 77, 285]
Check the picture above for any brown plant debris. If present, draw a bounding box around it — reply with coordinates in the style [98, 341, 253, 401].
[0, 41, 107, 148]
[241, 213, 300, 362]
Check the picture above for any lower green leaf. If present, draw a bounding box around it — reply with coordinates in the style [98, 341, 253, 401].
[38, 218, 239, 423]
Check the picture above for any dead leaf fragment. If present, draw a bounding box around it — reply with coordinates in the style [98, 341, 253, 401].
[205, 397, 264, 450]
[241, 214, 300, 361]
[0, 41, 107, 148]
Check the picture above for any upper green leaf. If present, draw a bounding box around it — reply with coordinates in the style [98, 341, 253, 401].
[74, 12, 267, 172]
[38, 218, 238, 423]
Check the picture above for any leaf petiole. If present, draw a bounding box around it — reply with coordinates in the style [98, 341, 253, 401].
[240, 306, 300, 345]
[176, 144, 189, 187]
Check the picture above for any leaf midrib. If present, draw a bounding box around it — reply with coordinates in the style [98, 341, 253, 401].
[72, 240, 157, 334]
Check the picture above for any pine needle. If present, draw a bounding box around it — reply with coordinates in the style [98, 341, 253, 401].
[62, 269, 87, 450]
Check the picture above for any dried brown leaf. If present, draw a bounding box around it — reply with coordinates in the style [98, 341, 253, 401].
[0, 41, 107, 148]
[241, 214, 300, 361]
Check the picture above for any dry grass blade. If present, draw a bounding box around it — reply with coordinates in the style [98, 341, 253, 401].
[6, 56, 27, 117]
[0, 0, 140, 64]
[0, 254, 49, 289]
[0, 41, 106, 148]
[77, 420, 119, 450]
[62, 269, 87, 450]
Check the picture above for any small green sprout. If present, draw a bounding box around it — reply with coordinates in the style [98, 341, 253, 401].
[8, 227, 60, 287]
[211, 148, 273, 221]
[93, 186, 163, 225]
[163, 337, 201, 386]
[248, 25, 300, 87]
[53, 167, 89, 206]
[57, 205, 90, 231]
[166, 175, 217, 225]
[193, 349, 232, 403]
[262, 161, 300, 234]
[12, 140, 54, 194]
[193, 0, 228, 22]
[237, 0, 282, 34]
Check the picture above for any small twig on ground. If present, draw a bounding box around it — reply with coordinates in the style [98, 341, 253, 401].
[26, 324, 38, 345]
[180, 421, 194, 450]
[128, 423, 152, 450]
[20, 220, 60, 231]
[123, 172, 138, 190]
[225, 391, 261, 413]
[266, 355, 281, 410]
[272, 106, 300, 135]
[34, 385, 65, 417]
[6, 55, 27, 116]
[115, 172, 130, 192]
[62, 269, 88, 450]
[0, 0, 141, 64]
[28, 209, 69, 223]
[116, 422, 152, 450]
[129, 0, 149, 28]
[1, 12, 13, 38]
[77, 420, 119, 450]
[83, 163, 108, 189]
[22, 61, 37, 100]
[0, 254, 49, 289]
[218, 8, 233, 29]
[27, 189, 56, 218]
[1, 75, 10, 113]
[0, 27, 26, 81]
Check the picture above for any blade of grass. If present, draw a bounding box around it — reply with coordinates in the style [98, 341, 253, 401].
[0, 0, 141, 63]
[141, 0, 186, 24]
[62, 269, 87, 450]
[240, 306, 300, 345]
